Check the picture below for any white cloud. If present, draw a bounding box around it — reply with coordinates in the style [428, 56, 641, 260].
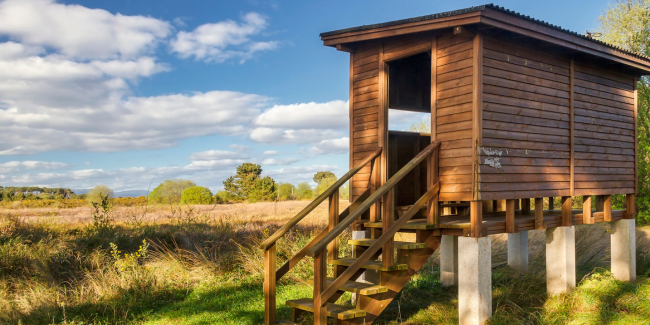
[250, 128, 343, 144]
[170, 12, 278, 63]
[263, 150, 278, 156]
[229, 144, 251, 151]
[254, 100, 348, 129]
[0, 160, 69, 173]
[189, 150, 249, 161]
[0, 0, 172, 60]
[262, 157, 299, 165]
[308, 137, 349, 156]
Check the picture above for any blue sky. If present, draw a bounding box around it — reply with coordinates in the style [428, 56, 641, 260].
[0, 0, 611, 192]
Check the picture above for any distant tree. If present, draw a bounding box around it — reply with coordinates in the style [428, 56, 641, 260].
[295, 182, 313, 200]
[313, 171, 336, 184]
[180, 186, 214, 205]
[148, 179, 196, 204]
[407, 116, 431, 133]
[223, 163, 276, 202]
[277, 183, 296, 200]
[214, 190, 234, 204]
[86, 185, 114, 205]
[340, 182, 350, 200]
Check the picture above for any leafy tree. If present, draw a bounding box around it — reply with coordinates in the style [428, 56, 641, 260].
[597, 0, 650, 223]
[340, 182, 350, 200]
[214, 190, 234, 204]
[277, 183, 296, 200]
[295, 182, 313, 200]
[407, 115, 431, 133]
[148, 179, 196, 204]
[223, 163, 276, 202]
[315, 175, 337, 196]
[180, 186, 214, 205]
[313, 171, 336, 184]
[86, 185, 114, 205]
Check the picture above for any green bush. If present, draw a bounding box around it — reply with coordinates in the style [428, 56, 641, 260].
[86, 185, 114, 205]
[148, 179, 196, 204]
[295, 182, 313, 200]
[180, 186, 214, 205]
[214, 190, 234, 204]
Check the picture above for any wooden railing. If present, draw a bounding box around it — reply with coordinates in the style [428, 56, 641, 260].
[262, 148, 381, 325]
[306, 141, 440, 324]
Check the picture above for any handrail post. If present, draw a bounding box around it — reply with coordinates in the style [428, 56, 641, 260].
[328, 188, 340, 276]
[263, 244, 276, 325]
[382, 187, 395, 267]
[427, 146, 440, 226]
[313, 251, 327, 325]
[370, 156, 381, 239]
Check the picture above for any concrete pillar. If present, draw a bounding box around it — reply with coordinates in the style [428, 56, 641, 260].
[507, 231, 529, 272]
[545, 226, 576, 295]
[458, 236, 492, 325]
[440, 235, 459, 286]
[611, 219, 636, 281]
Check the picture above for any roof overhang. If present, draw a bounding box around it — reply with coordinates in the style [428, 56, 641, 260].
[321, 5, 650, 74]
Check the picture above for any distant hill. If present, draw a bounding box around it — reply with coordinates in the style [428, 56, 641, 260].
[73, 189, 149, 197]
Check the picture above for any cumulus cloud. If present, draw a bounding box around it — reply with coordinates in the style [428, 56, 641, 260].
[263, 150, 278, 156]
[308, 137, 349, 156]
[170, 12, 279, 63]
[189, 150, 249, 161]
[262, 157, 299, 165]
[0, 160, 69, 173]
[254, 100, 348, 129]
[0, 0, 172, 60]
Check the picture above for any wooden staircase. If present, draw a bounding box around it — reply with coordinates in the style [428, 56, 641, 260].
[261, 141, 442, 324]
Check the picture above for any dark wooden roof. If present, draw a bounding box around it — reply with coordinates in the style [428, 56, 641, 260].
[321, 4, 650, 73]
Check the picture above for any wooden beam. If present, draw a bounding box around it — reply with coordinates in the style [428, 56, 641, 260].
[313, 252, 327, 325]
[548, 197, 554, 211]
[472, 30, 484, 201]
[625, 194, 636, 219]
[336, 44, 355, 53]
[428, 36, 439, 226]
[327, 189, 339, 271]
[521, 198, 531, 212]
[534, 198, 545, 230]
[492, 200, 498, 212]
[561, 196, 572, 227]
[454, 25, 476, 38]
[264, 244, 276, 325]
[603, 194, 612, 222]
[570, 58, 575, 196]
[582, 196, 593, 224]
[506, 199, 516, 233]
[382, 189, 395, 267]
[596, 195, 605, 212]
[348, 53, 354, 204]
[470, 201, 483, 237]
[634, 75, 639, 194]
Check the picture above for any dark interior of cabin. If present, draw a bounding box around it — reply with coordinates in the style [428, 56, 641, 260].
[388, 52, 431, 112]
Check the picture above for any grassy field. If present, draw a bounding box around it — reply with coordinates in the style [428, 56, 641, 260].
[1, 201, 650, 324]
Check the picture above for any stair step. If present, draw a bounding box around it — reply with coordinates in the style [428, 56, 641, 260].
[349, 238, 427, 250]
[440, 202, 470, 208]
[363, 219, 437, 230]
[306, 277, 388, 295]
[286, 298, 366, 320]
[330, 258, 408, 271]
[276, 320, 299, 325]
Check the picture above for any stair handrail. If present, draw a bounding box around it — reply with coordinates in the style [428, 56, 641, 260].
[319, 181, 439, 304]
[260, 148, 382, 250]
[307, 141, 441, 257]
[275, 188, 371, 281]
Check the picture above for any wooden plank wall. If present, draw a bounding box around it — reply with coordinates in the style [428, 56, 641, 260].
[350, 43, 381, 202]
[573, 62, 636, 196]
[478, 34, 572, 200]
[436, 33, 475, 201]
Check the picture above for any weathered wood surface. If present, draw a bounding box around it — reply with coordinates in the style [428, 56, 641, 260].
[437, 32, 474, 201]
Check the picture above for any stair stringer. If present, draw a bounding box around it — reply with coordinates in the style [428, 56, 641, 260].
[347, 233, 442, 324]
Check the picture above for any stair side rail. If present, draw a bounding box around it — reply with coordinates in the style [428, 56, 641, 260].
[262, 148, 381, 325]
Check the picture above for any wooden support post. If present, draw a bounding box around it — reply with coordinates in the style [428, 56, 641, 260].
[570, 58, 575, 196]
[264, 244, 276, 325]
[561, 196, 572, 227]
[313, 251, 327, 325]
[534, 198, 545, 230]
[549, 197, 554, 211]
[521, 198, 531, 212]
[492, 200, 498, 212]
[583, 196, 593, 224]
[426, 148, 439, 226]
[625, 194, 636, 219]
[506, 199, 515, 233]
[382, 188, 395, 267]
[470, 201, 483, 237]
[369, 158, 381, 239]
[328, 189, 339, 276]
[596, 195, 605, 212]
[604, 194, 612, 222]
[515, 199, 520, 211]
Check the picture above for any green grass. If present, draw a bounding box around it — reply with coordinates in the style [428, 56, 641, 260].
[1, 205, 650, 325]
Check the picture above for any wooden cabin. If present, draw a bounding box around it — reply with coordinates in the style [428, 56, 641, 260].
[262, 5, 649, 325]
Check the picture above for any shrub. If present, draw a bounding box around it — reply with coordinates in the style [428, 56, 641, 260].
[86, 185, 114, 205]
[214, 190, 234, 204]
[148, 179, 196, 204]
[180, 186, 214, 205]
[295, 182, 313, 200]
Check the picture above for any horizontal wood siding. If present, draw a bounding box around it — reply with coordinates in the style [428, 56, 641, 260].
[479, 35, 571, 200]
[573, 62, 636, 196]
[437, 33, 474, 201]
[351, 44, 381, 200]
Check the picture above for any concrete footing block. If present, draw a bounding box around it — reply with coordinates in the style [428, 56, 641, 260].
[611, 219, 636, 281]
[507, 231, 529, 272]
[458, 236, 492, 325]
[441, 235, 459, 286]
[546, 226, 576, 295]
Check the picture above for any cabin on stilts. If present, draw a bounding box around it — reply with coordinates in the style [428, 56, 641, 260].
[261, 4, 650, 325]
